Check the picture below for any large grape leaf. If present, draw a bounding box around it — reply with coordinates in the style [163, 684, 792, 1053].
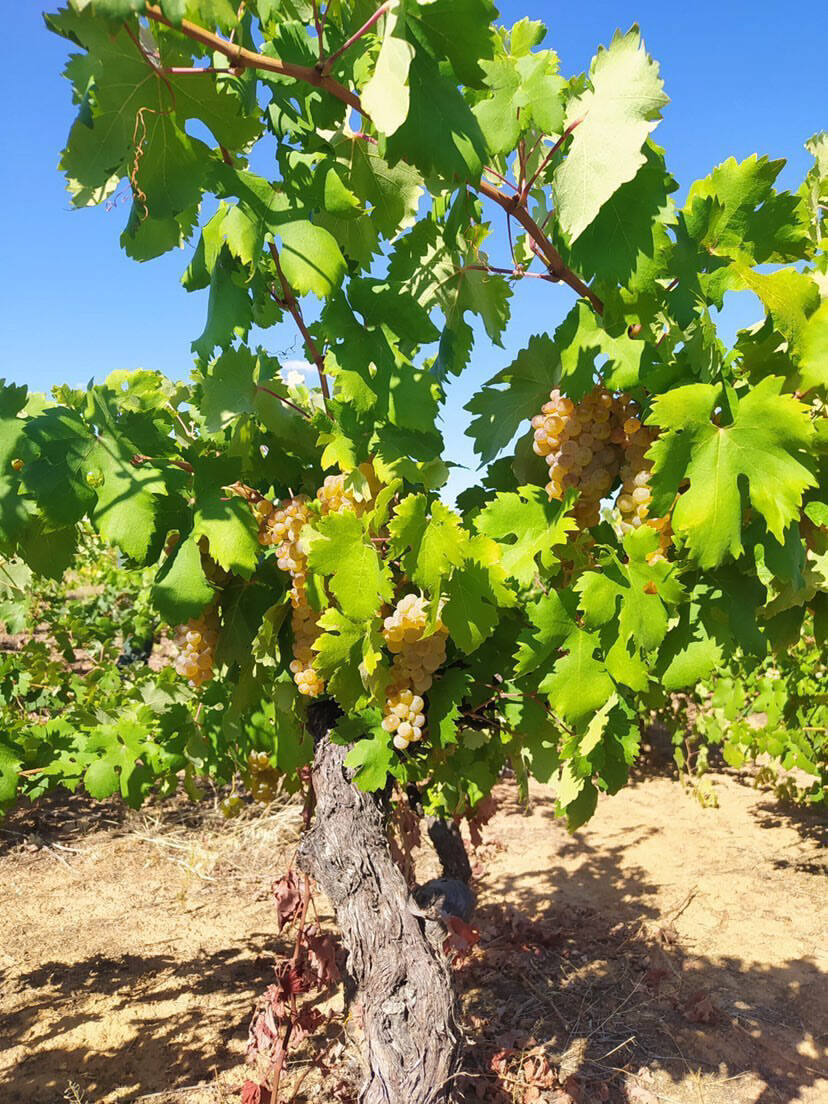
[388, 495, 469, 594]
[192, 457, 260, 575]
[87, 433, 165, 562]
[382, 47, 486, 180]
[732, 265, 821, 363]
[441, 561, 502, 654]
[475, 486, 576, 586]
[306, 511, 393, 621]
[552, 27, 668, 243]
[465, 333, 560, 463]
[565, 144, 677, 285]
[152, 534, 214, 623]
[683, 155, 811, 265]
[648, 376, 816, 568]
[539, 628, 614, 726]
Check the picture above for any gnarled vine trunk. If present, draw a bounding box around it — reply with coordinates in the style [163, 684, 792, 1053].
[297, 703, 462, 1104]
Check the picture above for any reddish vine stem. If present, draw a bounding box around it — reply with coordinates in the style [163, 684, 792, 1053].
[477, 178, 603, 312]
[143, 3, 602, 314]
[131, 454, 194, 473]
[267, 244, 331, 408]
[143, 4, 363, 114]
[319, 1, 391, 76]
[519, 117, 583, 203]
[255, 384, 312, 419]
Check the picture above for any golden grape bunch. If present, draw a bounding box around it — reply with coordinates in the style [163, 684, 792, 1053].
[532, 385, 631, 529]
[381, 593, 447, 751]
[173, 608, 219, 688]
[532, 385, 671, 558]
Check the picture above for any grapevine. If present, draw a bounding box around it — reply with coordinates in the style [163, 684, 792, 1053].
[0, 5, 824, 1099]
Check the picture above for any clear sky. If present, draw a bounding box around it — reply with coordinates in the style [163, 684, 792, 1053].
[1, 3, 823, 498]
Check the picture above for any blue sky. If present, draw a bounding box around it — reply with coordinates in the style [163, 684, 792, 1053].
[1, 2, 823, 498]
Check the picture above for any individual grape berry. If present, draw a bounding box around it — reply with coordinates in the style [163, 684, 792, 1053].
[173, 607, 219, 689]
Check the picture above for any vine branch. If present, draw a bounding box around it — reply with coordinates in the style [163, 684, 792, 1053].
[143, 4, 362, 114]
[143, 3, 603, 315]
[267, 243, 331, 408]
[319, 2, 392, 76]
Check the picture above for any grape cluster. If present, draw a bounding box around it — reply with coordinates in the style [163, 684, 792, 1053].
[247, 750, 280, 804]
[290, 601, 325, 697]
[532, 386, 628, 529]
[173, 609, 219, 688]
[317, 461, 380, 517]
[254, 494, 324, 696]
[381, 594, 447, 752]
[382, 688, 427, 752]
[616, 421, 672, 563]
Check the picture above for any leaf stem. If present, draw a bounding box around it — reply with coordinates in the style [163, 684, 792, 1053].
[255, 385, 312, 420]
[477, 178, 603, 313]
[319, 2, 391, 76]
[143, 4, 363, 115]
[268, 244, 331, 409]
[519, 117, 583, 204]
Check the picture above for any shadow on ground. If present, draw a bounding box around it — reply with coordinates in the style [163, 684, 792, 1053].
[455, 787, 826, 1104]
[1, 780, 825, 1104]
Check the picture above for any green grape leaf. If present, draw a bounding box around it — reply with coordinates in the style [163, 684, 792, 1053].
[152, 535, 214, 624]
[797, 298, 828, 393]
[473, 51, 565, 155]
[540, 627, 614, 726]
[311, 608, 368, 711]
[192, 457, 260, 575]
[553, 27, 668, 242]
[277, 219, 347, 299]
[732, 265, 821, 361]
[86, 434, 165, 561]
[565, 143, 677, 285]
[83, 720, 155, 807]
[345, 730, 394, 791]
[657, 606, 725, 690]
[577, 527, 684, 653]
[382, 47, 486, 180]
[683, 155, 810, 265]
[361, 4, 415, 136]
[475, 485, 576, 586]
[513, 590, 575, 677]
[648, 376, 816, 567]
[306, 511, 392, 621]
[388, 495, 469, 594]
[441, 560, 502, 654]
[200, 346, 258, 432]
[465, 333, 560, 462]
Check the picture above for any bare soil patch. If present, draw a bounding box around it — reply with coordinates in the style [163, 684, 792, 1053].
[0, 774, 824, 1104]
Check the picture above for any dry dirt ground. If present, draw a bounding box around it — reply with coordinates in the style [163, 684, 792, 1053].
[0, 771, 825, 1104]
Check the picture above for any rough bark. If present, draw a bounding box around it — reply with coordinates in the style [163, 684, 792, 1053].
[297, 704, 461, 1104]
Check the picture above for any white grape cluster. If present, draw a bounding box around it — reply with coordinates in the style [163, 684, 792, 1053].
[254, 494, 324, 697]
[317, 461, 379, 517]
[381, 594, 447, 752]
[616, 421, 672, 563]
[289, 601, 325, 697]
[532, 386, 628, 530]
[173, 609, 219, 689]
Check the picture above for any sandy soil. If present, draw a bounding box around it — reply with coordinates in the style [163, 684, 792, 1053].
[0, 772, 824, 1104]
